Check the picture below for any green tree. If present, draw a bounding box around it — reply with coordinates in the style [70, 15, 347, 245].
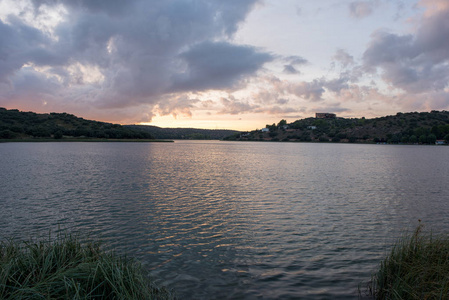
[409, 135, 417, 143]
[54, 131, 63, 139]
[266, 123, 277, 132]
[0, 130, 16, 139]
[444, 134, 449, 143]
[427, 134, 437, 144]
[419, 134, 427, 144]
[391, 134, 402, 143]
[277, 119, 287, 128]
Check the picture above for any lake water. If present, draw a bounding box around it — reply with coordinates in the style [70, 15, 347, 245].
[1, 141, 448, 299]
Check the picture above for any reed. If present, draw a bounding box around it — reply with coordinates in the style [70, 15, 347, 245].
[0, 233, 174, 299]
[369, 223, 449, 299]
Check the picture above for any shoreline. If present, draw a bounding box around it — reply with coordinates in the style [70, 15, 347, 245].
[0, 138, 174, 143]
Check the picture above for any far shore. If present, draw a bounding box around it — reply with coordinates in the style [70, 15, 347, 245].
[0, 138, 174, 143]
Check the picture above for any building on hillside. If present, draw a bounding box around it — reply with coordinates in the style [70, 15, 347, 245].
[261, 128, 269, 132]
[315, 113, 336, 119]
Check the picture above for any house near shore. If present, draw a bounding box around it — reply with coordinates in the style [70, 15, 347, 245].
[435, 140, 446, 145]
[316, 113, 336, 119]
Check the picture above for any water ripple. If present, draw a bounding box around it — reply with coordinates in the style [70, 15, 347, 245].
[1, 141, 449, 299]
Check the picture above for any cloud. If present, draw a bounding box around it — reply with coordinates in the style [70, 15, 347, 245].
[287, 79, 326, 102]
[323, 76, 350, 94]
[219, 96, 258, 115]
[0, 16, 53, 82]
[283, 65, 300, 74]
[310, 104, 351, 114]
[0, 0, 268, 122]
[218, 95, 297, 116]
[332, 49, 355, 68]
[172, 41, 273, 92]
[349, 1, 375, 18]
[153, 95, 200, 119]
[282, 55, 308, 74]
[363, 0, 449, 94]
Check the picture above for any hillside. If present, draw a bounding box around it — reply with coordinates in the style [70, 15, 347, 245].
[0, 108, 154, 140]
[225, 111, 449, 144]
[126, 125, 240, 140]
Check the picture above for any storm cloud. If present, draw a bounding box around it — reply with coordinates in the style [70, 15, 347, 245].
[0, 0, 270, 122]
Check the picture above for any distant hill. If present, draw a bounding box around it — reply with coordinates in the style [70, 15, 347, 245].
[0, 108, 154, 140]
[126, 125, 240, 140]
[225, 111, 449, 144]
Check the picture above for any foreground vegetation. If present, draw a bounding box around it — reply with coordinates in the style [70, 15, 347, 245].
[0, 108, 155, 140]
[0, 234, 174, 299]
[226, 110, 449, 144]
[368, 224, 449, 299]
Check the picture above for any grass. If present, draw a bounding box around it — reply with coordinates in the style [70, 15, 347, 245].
[0, 233, 175, 299]
[368, 223, 449, 299]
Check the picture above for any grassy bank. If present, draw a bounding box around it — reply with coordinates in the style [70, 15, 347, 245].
[368, 224, 449, 299]
[0, 234, 174, 299]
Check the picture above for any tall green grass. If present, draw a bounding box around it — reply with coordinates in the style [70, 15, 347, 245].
[369, 223, 449, 299]
[0, 234, 175, 299]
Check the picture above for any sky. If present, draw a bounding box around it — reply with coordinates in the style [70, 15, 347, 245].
[0, 0, 448, 130]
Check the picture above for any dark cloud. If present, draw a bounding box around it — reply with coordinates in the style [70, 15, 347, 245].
[0, 0, 267, 121]
[0, 17, 51, 82]
[172, 41, 273, 92]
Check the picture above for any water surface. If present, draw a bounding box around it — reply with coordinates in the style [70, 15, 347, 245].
[1, 141, 448, 299]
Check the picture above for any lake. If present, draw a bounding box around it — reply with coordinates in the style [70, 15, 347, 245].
[1, 141, 448, 299]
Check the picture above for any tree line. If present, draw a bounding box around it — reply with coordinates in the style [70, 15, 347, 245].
[0, 108, 154, 140]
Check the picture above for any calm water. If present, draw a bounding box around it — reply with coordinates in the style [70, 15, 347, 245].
[1, 141, 449, 299]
